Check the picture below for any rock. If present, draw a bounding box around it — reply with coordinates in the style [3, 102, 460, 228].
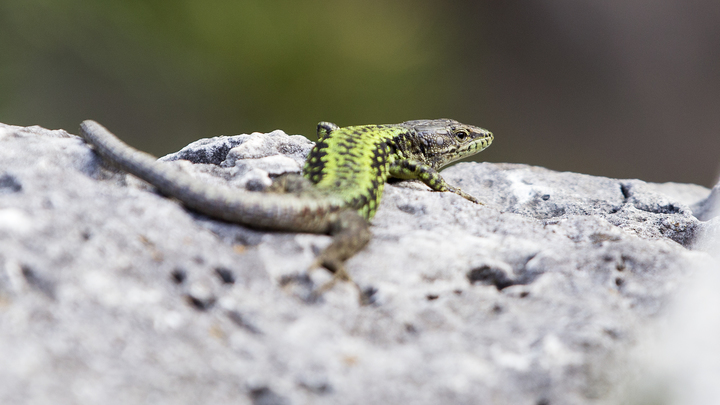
[692, 182, 720, 221]
[0, 122, 717, 405]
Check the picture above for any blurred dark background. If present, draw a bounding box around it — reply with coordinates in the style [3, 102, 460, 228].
[1, 0, 719, 186]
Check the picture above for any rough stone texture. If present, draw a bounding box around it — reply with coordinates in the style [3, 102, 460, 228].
[0, 122, 718, 405]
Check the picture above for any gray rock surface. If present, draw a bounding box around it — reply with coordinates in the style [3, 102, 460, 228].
[0, 122, 718, 405]
[693, 182, 720, 221]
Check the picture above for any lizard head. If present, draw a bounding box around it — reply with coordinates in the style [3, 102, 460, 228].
[400, 119, 493, 169]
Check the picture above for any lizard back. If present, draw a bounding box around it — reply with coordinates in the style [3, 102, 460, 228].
[303, 125, 404, 220]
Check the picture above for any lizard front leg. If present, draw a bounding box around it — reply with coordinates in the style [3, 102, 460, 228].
[389, 159, 482, 204]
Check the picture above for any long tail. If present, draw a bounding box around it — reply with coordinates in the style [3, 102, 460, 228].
[79, 120, 342, 233]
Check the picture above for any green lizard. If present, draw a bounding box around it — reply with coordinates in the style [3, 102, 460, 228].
[79, 119, 493, 296]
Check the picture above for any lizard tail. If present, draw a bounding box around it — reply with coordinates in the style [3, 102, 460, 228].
[79, 120, 343, 233]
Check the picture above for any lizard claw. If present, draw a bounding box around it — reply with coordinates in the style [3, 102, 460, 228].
[306, 260, 375, 305]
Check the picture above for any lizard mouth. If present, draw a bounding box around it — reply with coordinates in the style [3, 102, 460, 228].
[459, 134, 493, 155]
[435, 134, 493, 168]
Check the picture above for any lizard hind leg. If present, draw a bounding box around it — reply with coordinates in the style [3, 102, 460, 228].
[309, 210, 373, 304]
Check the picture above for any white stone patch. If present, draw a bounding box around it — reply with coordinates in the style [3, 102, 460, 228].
[0, 208, 33, 234]
[540, 334, 583, 369]
[229, 133, 278, 159]
[248, 155, 302, 175]
[153, 311, 186, 331]
[0, 126, 13, 140]
[236, 168, 273, 189]
[505, 170, 550, 205]
[437, 354, 495, 393]
[490, 344, 532, 371]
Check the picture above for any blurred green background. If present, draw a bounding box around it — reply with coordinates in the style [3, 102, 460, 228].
[2, 0, 719, 186]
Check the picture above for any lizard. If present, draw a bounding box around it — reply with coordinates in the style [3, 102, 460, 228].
[79, 119, 493, 297]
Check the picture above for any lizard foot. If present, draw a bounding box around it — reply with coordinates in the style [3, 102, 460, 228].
[447, 186, 484, 205]
[307, 259, 375, 305]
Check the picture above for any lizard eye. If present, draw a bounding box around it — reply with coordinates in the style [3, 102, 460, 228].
[455, 130, 468, 140]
